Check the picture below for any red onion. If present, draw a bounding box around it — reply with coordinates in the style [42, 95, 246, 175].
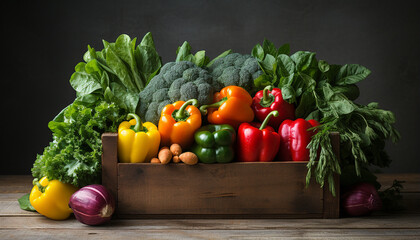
[341, 182, 382, 217]
[69, 184, 115, 225]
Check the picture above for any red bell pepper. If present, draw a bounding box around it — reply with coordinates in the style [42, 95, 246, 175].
[237, 111, 281, 162]
[278, 118, 320, 161]
[251, 86, 295, 129]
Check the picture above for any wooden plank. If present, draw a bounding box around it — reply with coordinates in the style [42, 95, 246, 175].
[1, 214, 420, 230]
[101, 133, 118, 211]
[0, 200, 38, 217]
[117, 162, 324, 217]
[0, 175, 33, 193]
[1, 229, 420, 240]
[323, 132, 340, 218]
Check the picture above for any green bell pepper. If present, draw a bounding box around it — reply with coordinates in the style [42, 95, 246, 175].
[192, 124, 236, 163]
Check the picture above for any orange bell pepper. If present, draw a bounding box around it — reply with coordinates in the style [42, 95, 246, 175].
[158, 99, 202, 149]
[200, 86, 254, 129]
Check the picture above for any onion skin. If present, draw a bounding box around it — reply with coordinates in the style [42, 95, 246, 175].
[69, 184, 115, 225]
[341, 182, 382, 217]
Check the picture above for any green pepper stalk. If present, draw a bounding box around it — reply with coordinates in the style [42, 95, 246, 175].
[173, 99, 198, 121]
[32, 178, 46, 193]
[259, 86, 275, 107]
[259, 110, 279, 130]
[200, 97, 227, 115]
[127, 113, 146, 132]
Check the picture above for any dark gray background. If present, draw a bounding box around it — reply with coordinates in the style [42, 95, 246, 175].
[2, 0, 419, 174]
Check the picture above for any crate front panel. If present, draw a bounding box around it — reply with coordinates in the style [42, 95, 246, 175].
[117, 162, 324, 216]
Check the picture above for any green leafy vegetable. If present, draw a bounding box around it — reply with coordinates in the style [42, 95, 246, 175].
[32, 101, 125, 187]
[252, 39, 400, 196]
[18, 194, 36, 212]
[72, 32, 162, 113]
[175, 41, 232, 67]
[32, 32, 161, 190]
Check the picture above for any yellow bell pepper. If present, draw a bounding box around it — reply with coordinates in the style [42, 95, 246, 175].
[29, 176, 78, 220]
[118, 113, 161, 163]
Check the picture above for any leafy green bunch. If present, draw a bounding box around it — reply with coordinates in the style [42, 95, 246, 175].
[32, 32, 162, 187]
[70, 32, 161, 113]
[32, 101, 125, 187]
[252, 39, 400, 195]
[175, 41, 232, 67]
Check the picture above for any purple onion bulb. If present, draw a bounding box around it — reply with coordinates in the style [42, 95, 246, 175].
[69, 184, 115, 225]
[341, 182, 382, 217]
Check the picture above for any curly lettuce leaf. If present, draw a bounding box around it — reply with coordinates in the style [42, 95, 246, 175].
[32, 101, 125, 187]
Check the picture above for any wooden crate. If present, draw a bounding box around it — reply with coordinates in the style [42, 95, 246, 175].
[101, 132, 340, 219]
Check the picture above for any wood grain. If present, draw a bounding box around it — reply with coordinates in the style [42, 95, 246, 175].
[1, 228, 420, 240]
[1, 212, 420, 229]
[101, 132, 118, 212]
[117, 162, 324, 217]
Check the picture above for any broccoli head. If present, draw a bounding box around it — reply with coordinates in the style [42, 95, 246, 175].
[207, 53, 263, 93]
[137, 61, 215, 125]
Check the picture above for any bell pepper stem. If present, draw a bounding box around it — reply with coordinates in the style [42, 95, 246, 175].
[127, 113, 144, 132]
[200, 97, 228, 115]
[175, 99, 198, 120]
[259, 110, 279, 130]
[33, 178, 46, 193]
[260, 85, 274, 107]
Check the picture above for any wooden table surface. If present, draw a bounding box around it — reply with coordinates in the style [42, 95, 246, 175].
[1, 174, 419, 239]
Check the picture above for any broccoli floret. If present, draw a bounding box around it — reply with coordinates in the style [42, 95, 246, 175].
[137, 61, 215, 125]
[207, 53, 263, 93]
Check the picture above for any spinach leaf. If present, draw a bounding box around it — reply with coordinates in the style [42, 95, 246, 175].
[175, 41, 231, 68]
[18, 194, 36, 212]
[262, 39, 278, 57]
[335, 64, 371, 85]
[251, 44, 264, 60]
[114, 34, 143, 91]
[69, 71, 102, 96]
[104, 45, 138, 92]
[207, 49, 232, 67]
[290, 51, 316, 72]
[277, 54, 294, 77]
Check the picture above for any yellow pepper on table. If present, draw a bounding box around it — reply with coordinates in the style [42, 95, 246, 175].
[118, 113, 161, 163]
[158, 99, 202, 149]
[29, 176, 78, 220]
